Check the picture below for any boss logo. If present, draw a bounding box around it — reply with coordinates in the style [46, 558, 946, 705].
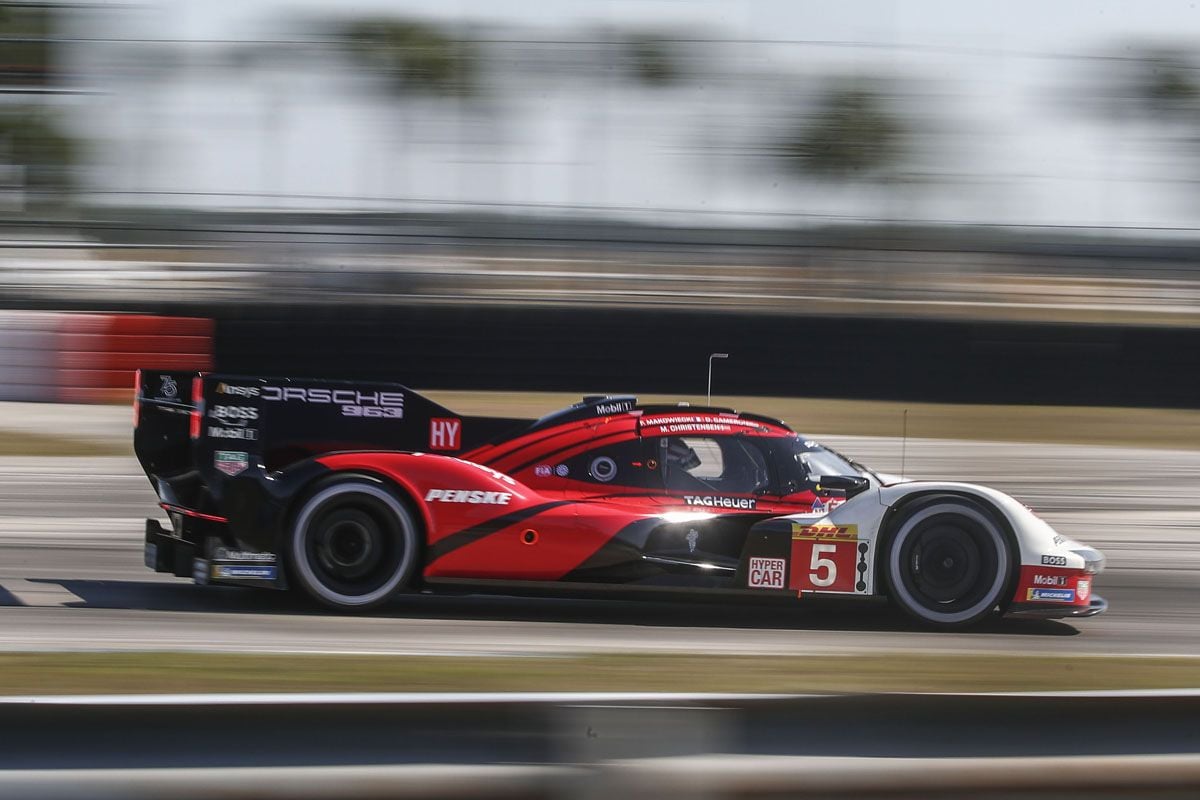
[1040, 555, 1068, 567]
[208, 405, 258, 421]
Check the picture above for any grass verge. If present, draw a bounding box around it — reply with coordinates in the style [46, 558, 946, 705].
[0, 430, 127, 457]
[2, 392, 1198, 456]
[426, 391, 1200, 451]
[1, 652, 1197, 695]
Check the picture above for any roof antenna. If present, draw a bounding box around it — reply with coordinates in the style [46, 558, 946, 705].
[901, 408, 908, 478]
[707, 352, 728, 406]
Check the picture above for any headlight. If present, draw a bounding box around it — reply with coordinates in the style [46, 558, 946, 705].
[1071, 547, 1106, 575]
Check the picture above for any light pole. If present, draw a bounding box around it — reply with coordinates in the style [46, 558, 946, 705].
[707, 353, 728, 406]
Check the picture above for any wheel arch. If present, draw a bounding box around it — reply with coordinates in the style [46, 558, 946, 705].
[874, 488, 1021, 607]
[277, 466, 430, 593]
[280, 465, 430, 551]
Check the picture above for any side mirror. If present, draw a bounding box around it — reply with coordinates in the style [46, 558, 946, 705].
[816, 475, 870, 499]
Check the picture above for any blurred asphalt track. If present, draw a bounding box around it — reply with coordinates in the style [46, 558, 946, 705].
[0, 404, 1197, 657]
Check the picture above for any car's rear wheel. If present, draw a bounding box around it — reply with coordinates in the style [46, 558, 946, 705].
[884, 496, 1013, 630]
[288, 476, 418, 611]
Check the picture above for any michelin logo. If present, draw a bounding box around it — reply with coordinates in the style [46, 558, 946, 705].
[1027, 588, 1075, 603]
[212, 565, 278, 581]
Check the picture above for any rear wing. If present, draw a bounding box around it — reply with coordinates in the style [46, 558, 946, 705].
[134, 371, 531, 489]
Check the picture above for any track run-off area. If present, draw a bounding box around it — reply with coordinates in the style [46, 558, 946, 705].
[0, 405, 1197, 660]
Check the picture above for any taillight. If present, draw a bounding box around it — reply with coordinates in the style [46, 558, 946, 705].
[189, 376, 203, 439]
[133, 369, 143, 429]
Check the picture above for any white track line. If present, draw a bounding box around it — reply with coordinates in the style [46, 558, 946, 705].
[2, 688, 1200, 705]
[0, 579, 84, 607]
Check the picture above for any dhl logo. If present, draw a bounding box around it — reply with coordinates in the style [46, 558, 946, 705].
[791, 523, 858, 541]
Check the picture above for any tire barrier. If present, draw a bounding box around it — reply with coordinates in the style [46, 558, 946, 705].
[0, 311, 60, 403]
[0, 312, 212, 403]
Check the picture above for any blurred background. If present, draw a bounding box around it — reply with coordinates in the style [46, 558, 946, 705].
[1, 0, 1200, 407]
[7, 1, 1200, 407]
[0, 4, 1199, 797]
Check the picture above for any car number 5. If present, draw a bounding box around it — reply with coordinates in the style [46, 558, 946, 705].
[810, 543, 838, 587]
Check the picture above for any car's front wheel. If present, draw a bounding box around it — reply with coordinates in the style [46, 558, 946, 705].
[288, 476, 419, 611]
[884, 495, 1013, 629]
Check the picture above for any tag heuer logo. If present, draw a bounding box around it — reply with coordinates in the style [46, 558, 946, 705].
[214, 451, 249, 476]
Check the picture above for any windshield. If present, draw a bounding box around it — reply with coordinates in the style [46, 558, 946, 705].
[774, 438, 864, 494]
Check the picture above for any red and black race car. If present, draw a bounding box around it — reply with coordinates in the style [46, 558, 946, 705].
[135, 372, 1106, 629]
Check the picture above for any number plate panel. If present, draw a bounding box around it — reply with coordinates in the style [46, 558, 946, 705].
[789, 523, 865, 594]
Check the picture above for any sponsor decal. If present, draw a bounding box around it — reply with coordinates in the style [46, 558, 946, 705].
[212, 565, 278, 581]
[192, 558, 209, 584]
[1041, 554, 1068, 567]
[429, 418, 461, 451]
[261, 386, 404, 419]
[811, 497, 846, 514]
[1077, 579, 1091, 602]
[1032, 573, 1068, 587]
[425, 489, 512, 505]
[791, 523, 858, 541]
[213, 547, 275, 563]
[855, 541, 870, 593]
[208, 404, 258, 423]
[1027, 587, 1076, 603]
[214, 450, 249, 477]
[748, 557, 786, 589]
[158, 375, 178, 400]
[216, 382, 260, 398]
[684, 495, 756, 510]
[686, 529, 699, 554]
[1052, 534, 1066, 546]
[595, 400, 634, 416]
[555, 464, 569, 477]
[208, 426, 258, 441]
[534, 465, 553, 478]
[590, 456, 618, 482]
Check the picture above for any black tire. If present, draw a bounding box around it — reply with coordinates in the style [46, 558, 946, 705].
[884, 495, 1013, 630]
[288, 477, 419, 611]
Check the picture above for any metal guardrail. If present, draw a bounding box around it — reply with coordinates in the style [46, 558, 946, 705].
[0, 691, 1196, 798]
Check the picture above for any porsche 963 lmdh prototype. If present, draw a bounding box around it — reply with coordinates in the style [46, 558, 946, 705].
[134, 372, 1106, 629]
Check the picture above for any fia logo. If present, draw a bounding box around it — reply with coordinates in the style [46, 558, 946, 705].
[429, 418, 461, 451]
[160, 375, 178, 400]
[686, 529, 699, 554]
